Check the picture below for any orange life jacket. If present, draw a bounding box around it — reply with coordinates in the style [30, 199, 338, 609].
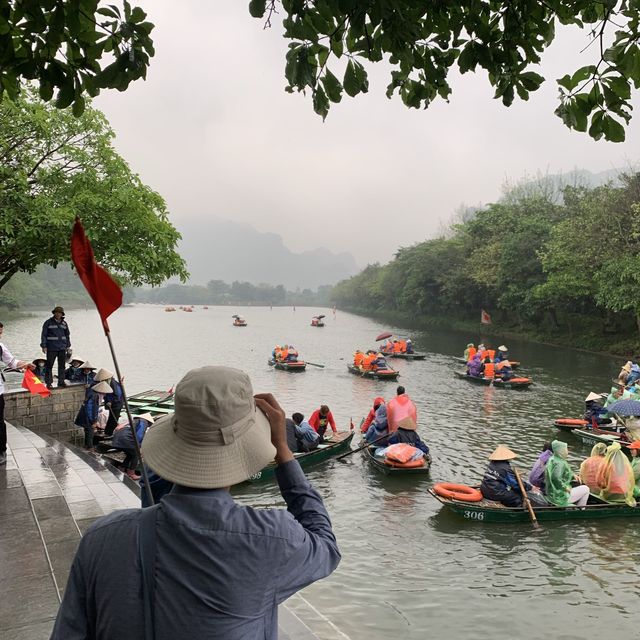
[483, 362, 495, 378]
[393, 342, 402, 353]
[363, 354, 375, 369]
[495, 361, 508, 371]
[468, 347, 477, 360]
[485, 349, 496, 362]
[280, 348, 289, 361]
[354, 353, 364, 367]
[399, 340, 407, 352]
[386, 395, 418, 433]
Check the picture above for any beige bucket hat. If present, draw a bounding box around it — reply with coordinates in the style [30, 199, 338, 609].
[94, 368, 113, 382]
[585, 392, 602, 402]
[91, 381, 112, 394]
[488, 445, 518, 461]
[142, 366, 276, 489]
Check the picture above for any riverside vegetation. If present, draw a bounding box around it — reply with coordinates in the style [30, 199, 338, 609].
[330, 174, 640, 356]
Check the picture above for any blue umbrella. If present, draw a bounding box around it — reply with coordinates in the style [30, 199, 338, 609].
[606, 399, 640, 416]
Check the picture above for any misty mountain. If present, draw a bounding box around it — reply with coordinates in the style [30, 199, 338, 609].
[176, 218, 359, 290]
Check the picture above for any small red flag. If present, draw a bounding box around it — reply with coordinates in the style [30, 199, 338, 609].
[349, 417, 354, 431]
[71, 218, 122, 332]
[22, 369, 51, 398]
[481, 309, 492, 325]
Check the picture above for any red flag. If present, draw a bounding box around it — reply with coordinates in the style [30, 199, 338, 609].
[349, 417, 354, 431]
[71, 218, 122, 332]
[480, 309, 492, 325]
[22, 369, 51, 398]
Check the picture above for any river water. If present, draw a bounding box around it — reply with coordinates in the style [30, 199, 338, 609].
[3, 305, 638, 639]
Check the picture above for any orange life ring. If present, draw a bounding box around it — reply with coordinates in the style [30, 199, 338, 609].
[433, 482, 483, 502]
[555, 418, 588, 426]
[508, 377, 530, 383]
[384, 457, 425, 468]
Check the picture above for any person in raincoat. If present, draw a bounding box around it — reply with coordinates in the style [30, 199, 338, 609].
[595, 442, 636, 506]
[364, 403, 389, 445]
[361, 396, 385, 433]
[467, 353, 483, 377]
[544, 440, 590, 507]
[528, 442, 553, 492]
[579, 443, 607, 492]
[618, 361, 633, 385]
[627, 441, 640, 498]
[479, 445, 542, 507]
[463, 343, 476, 361]
[584, 392, 611, 426]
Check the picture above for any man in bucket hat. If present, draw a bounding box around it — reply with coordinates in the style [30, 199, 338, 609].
[51, 366, 341, 639]
[40, 305, 71, 389]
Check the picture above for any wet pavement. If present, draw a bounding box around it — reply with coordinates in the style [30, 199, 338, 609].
[0, 424, 334, 640]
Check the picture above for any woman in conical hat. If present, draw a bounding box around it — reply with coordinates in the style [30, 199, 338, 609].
[584, 391, 611, 426]
[480, 445, 534, 507]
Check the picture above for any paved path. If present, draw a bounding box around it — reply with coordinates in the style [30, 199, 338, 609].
[0, 424, 345, 639]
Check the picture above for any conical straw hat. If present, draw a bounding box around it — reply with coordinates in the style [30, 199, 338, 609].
[91, 381, 112, 394]
[488, 445, 518, 461]
[134, 412, 155, 424]
[585, 392, 602, 402]
[94, 368, 113, 382]
[80, 361, 96, 370]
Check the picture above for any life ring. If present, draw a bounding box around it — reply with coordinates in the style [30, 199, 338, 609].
[433, 482, 483, 502]
[555, 418, 588, 426]
[384, 457, 425, 468]
[508, 377, 530, 383]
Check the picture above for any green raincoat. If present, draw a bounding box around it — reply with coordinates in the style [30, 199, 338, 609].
[632, 457, 640, 499]
[544, 454, 574, 507]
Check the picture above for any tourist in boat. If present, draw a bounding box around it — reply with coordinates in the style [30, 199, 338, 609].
[112, 413, 154, 480]
[584, 392, 611, 426]
[481, 355, 495, 379]
[309, 404, 337, 439]
[626, 359, 640, 387]
[361, 396, 385, 433]
[64, 357, 86, 383]
[362, 350, 376, 370]
[285, 417, 301, 453]
[387, 386, 418, 434]
[618, 361, 633, 385]
[32, 356, 47, 380]
[528, 442, 553, 492]
[628, 441, 640, 498]
[383, 339, 394, 353]
[272, 345, 281, 361]
[292, 413, 320, 452]
[544, 440, 590, 507]
[578, 442, 607, 492]
[596, 442, 636, 506]
[285, 346, 299, 362]
[386, 420, 429, 454]
[364, 403, 389, 445]
[476, 343, 486, 360]
[480, 445, 538, 507]
[371, 352, 389, 371]
[463, 343, 476, 361]
[467, 353, 483, 377]
[405, 339, 414, 354]
[495, 359, 515, 381]
[353, 350, 365, 368]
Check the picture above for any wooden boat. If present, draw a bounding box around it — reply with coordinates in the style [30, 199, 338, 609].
[311, 316, 325, 327]
[246, 431, 354, 482]
[573, 428, 631, 450]
[347, 365, 399, 380]
[164, 306, 176, 312]
[268, 359, 307, 372]
[429, 488, 640, 523]
[455, 357, 520, 369]
[233, 318, 247, 326]
[553, 418, 589, 432]
[453, 370, 532, 389]
[387, 352, 426, 361]
[362, 441, 431, 475]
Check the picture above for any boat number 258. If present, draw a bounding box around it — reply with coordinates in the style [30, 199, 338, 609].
[463, 510, 484, 521]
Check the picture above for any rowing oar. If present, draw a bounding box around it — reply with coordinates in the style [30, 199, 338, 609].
[514, 466, 539, 529]
[306, 362, 325, 368]
[336, 432, 388, 462]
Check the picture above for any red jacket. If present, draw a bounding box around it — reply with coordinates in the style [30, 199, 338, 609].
[309, 409, 337, 433]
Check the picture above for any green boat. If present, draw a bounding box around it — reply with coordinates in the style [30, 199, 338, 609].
[245, 431, 355, 482]
[429, 489, 640, 523]
[573, 428, 632, 451]
[347, 365, 399, 380]
[453, 370, 532, 389]
[362, 441, 431, 475]
[268, 359, 307, 372]
[387, 352, 427, 361]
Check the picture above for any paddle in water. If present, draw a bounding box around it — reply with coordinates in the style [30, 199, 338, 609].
[514, 466, 539, 529]
[336, 432, 389, 461]
[306, 362, 325, 368]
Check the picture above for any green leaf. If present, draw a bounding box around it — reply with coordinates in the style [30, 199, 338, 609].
[313, 85, 330, 119]
[55, 81, 75, 109]
[72, 95, 86, 117]
[601, 114, 626, 142]
[249, 0, 266, 18]
[321, 68, 342, 103]
[519, 71, 544, 91]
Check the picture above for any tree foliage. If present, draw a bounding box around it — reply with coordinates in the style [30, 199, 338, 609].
[0, 88, 188, 291]
[331, 173, 640, 343]
[0, 0, 154, 116]
[252, 0, 640, 141]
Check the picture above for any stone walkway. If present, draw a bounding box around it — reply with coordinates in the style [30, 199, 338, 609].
[0, 423, 347, 640]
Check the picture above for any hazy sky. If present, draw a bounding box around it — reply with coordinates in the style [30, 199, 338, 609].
[95, 1, 639, 265]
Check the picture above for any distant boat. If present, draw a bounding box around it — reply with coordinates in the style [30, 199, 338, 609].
[164, 307, 176, 312]
[311, 315, 325, 327]
[232, 314, 247, 326]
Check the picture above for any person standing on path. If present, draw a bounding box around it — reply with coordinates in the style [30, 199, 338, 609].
[51, 366, 341, 640]
[40, 306, 71, 389]
[0, 322, 34, 465]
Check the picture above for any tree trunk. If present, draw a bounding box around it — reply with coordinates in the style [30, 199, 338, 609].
[636, 311, 640, 338]
[0, 267, 19, 291]
[548, 307, 560, 329]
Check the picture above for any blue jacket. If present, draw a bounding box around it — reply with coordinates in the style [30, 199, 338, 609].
[65, 366, 85, 382]
[480, 461, 531, 507]
[105, 379, 123, 405]
[41, 317, 70, 350]
[84, 388, 100, 425]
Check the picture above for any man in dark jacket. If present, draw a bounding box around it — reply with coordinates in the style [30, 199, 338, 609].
[480, 445, 531, 507]
[40, 306, 70, 389]
[51, 366, 341, 640]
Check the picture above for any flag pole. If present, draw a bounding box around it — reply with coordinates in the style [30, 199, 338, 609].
[105, 331, 155, 506]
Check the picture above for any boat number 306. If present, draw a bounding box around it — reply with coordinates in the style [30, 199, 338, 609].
[463, 510, 484, 521]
